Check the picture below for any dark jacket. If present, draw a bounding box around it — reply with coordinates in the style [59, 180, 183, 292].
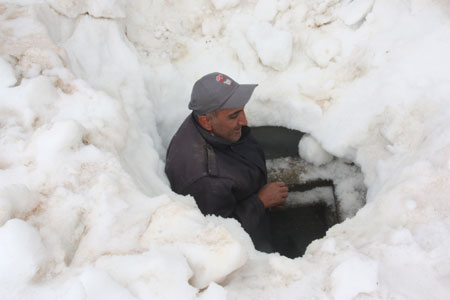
[165, 113, 273, 252]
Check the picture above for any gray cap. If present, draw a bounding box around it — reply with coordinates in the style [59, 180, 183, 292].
[189, 72, 257, 115]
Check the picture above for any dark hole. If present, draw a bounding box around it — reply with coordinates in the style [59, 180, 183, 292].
[252, 126, 339, 258]
[268, 203, 329, 258]
[251, 126, 304, 159]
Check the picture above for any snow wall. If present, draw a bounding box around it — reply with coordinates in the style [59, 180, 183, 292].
[1, 0, 450, 299]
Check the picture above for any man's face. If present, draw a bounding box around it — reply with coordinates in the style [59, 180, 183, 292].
[208, 107, 248, 142]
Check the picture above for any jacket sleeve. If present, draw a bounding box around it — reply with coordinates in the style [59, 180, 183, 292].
[183, 176, 266, 233]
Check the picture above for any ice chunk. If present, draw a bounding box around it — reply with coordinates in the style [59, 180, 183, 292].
[299, 134, 334, 166]
[247, 22, 292, 71]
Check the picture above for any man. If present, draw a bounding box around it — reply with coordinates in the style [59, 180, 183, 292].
[165, 72, 288, 252]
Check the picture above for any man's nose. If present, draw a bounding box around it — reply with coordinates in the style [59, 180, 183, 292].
[238, 111, 248, 126]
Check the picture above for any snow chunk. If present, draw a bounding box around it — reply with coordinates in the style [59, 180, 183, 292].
[299, 134, 334, 166]
[298, 67, 335, 101]
[140, 201, 248, 289]
[277, 0, 290, 12]
[247, 22, 292, 71]
[210, 0, 240, 10]
[94, 248, 197, 299]
[47, 0, 126, 19]
[78, 268, 136, 300]
[26, 120, 85, 168]
[254, 0, 278, 22]
[0, 57, 16, 87]
[198, 282, 228, 300]
[0, 185, 39, 226]
[338, 0, 374, 26]
[307, 36, 341, 68]
[202, 17, 223, 37]
[0, 219, 48, 286]
[330, 255, 379, 300]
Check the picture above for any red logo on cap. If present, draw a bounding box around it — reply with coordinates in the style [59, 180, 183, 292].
[216, 74, 233, 86]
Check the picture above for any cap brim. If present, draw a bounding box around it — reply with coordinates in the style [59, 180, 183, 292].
[221, 84, 258, 110]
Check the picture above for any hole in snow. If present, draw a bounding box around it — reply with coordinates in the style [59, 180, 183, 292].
[252, 126, 367, 258]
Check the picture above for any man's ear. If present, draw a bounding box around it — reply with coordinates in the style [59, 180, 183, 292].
[198, 115, 213, 131]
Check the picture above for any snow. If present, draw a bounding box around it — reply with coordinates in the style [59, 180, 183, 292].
[210, 0, 240, 10]
[247, 21, 293, 71]
[330, 255, 379, 300]
[337, 0, 375, 26]
[254, 0, 278, 22]
[299, 134, 334, 166]
[1, 0, 450, 299]
[0, 219, 49, 296]
[47, 0, 126, 19]
[266, 156, 366, 219]
[0, 56, 16, 87]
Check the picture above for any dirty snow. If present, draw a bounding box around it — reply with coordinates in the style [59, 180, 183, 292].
[1, 0, 450, 299]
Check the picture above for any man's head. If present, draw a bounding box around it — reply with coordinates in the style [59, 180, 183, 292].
[197, 107, 248, 142]
[189, 72, 257, 142]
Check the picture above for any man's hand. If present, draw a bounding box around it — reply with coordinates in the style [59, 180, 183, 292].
[257, 182, 289, 208]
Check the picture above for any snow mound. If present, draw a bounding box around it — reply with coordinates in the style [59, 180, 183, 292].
[299, 134, 334, 166]
[1, 0, 450, 299]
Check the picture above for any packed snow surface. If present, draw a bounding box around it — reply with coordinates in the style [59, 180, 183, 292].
[1, 0, 450, 299]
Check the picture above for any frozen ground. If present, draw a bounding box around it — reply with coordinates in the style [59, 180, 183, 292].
[1, 0, 450, 299]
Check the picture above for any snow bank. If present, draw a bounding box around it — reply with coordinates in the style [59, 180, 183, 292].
[1, 0, 450, 299]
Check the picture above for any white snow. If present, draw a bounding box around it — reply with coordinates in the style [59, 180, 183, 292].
[47, 0, 126, 19]
[210, 0, 240, 10]
[266, 156, 366, 219]
[337, 0, 374, 26]
[0, 219, 49, 289]
[247, 21, 293, 71]
[0, 56, 16, 87]
[299, 134, 334, 166]
[330, 255, 379, 300]
[254, 0, 278, 22]
[1, 0, 450, 299]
